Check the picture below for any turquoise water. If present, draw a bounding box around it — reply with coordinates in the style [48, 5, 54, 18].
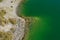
[19, 0, 60, 40]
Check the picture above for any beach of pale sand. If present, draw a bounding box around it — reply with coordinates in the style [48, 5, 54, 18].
[0, 0, 26, 40]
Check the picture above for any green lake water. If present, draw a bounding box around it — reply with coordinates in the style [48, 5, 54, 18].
[19, 0, 60, 40]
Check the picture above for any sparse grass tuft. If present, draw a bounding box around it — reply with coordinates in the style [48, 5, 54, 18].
[9, 18, 17, 25]
[0, 31, 13, 40]
[0, 0, 3, 2]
